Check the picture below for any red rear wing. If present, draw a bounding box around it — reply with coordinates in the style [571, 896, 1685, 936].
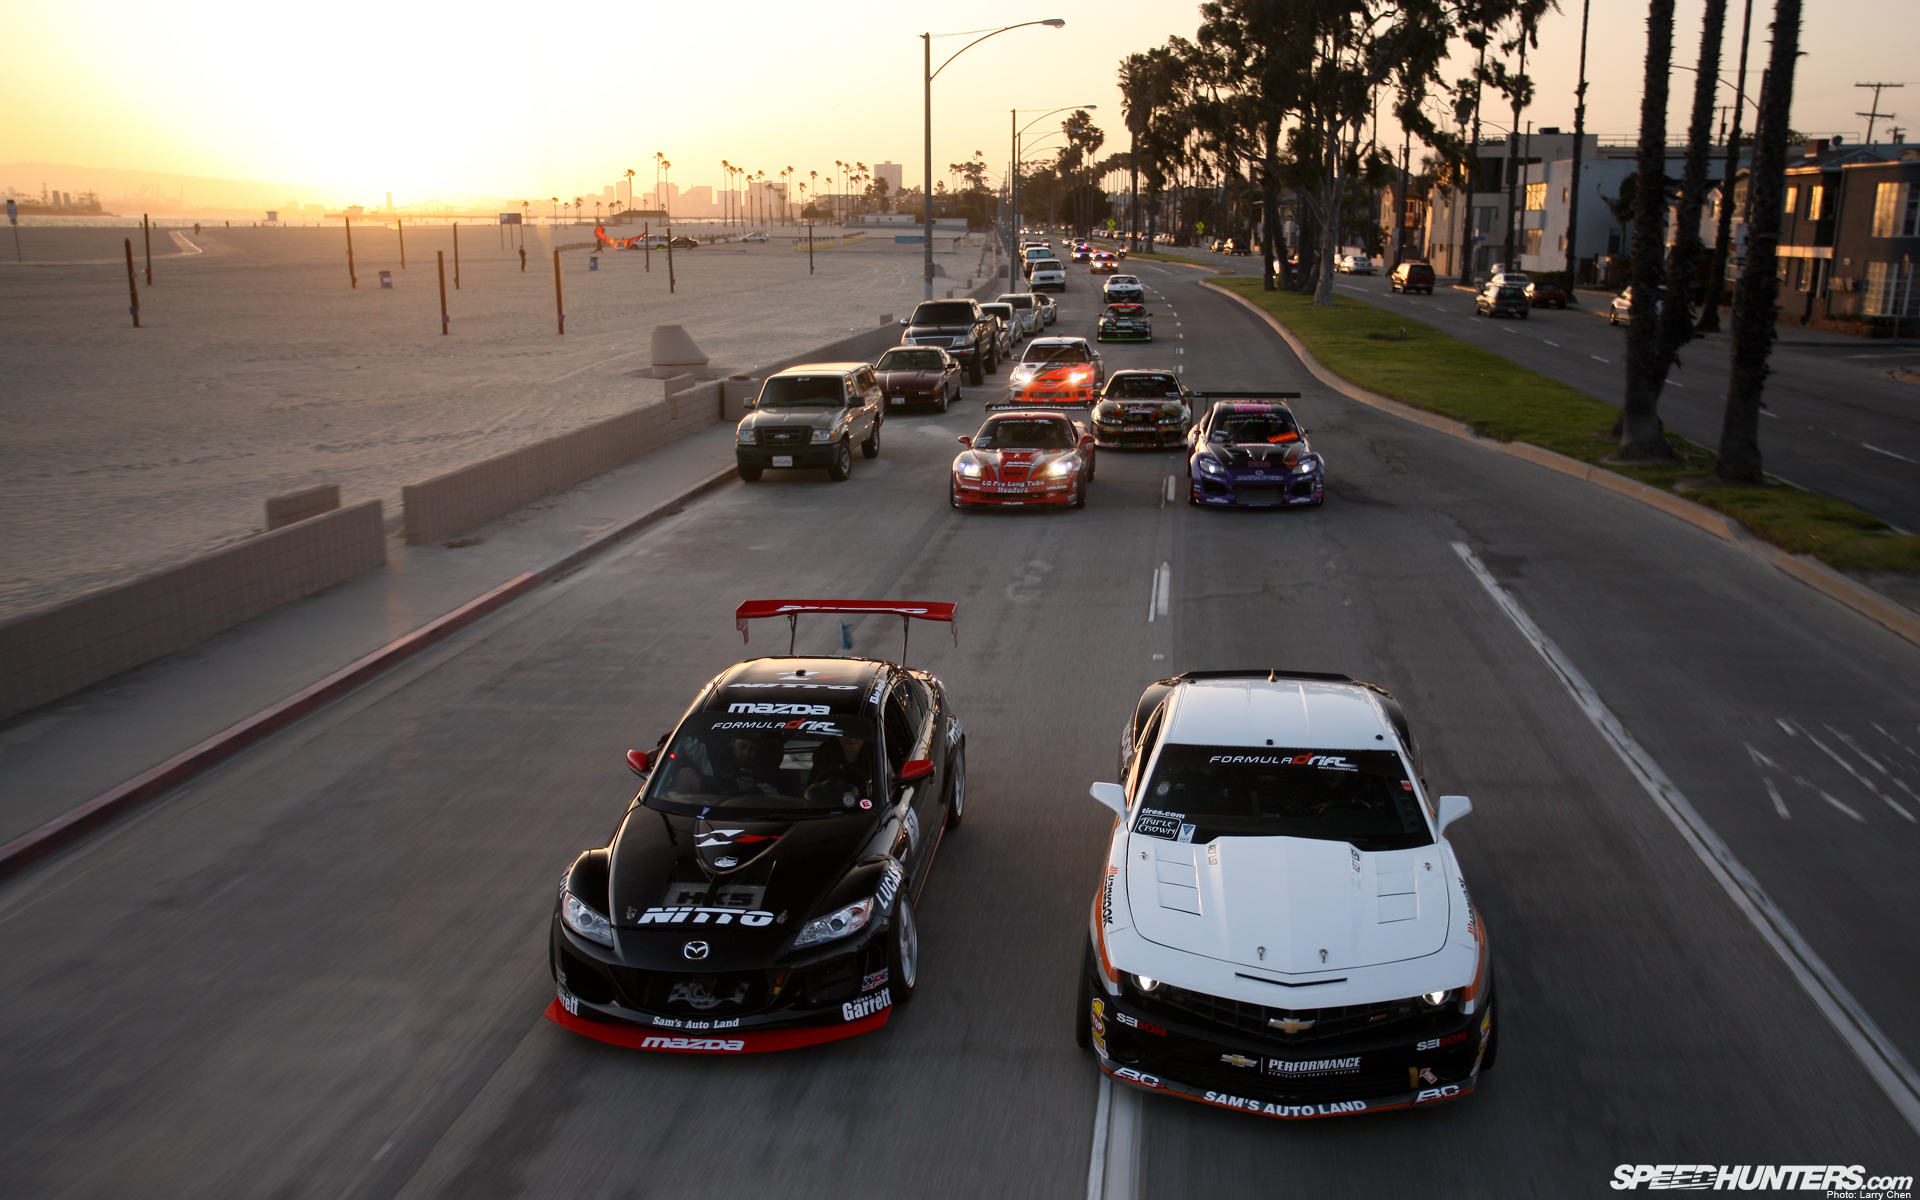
[734, 600, 957, 662]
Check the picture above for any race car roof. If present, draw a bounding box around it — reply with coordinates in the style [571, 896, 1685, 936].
[707, 657, 891, 715]
[1160, 677, 1392, 751]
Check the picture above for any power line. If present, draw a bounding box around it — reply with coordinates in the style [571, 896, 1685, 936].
[1855, 82, 1904, 144]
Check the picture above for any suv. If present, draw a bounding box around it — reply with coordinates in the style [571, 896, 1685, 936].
[1389, 261, 1434, 294]
[902, 299, 999, 385]
[995, 292, 1044, 337]
[1080, 670, 1494, 1121]
[1029, 259, 1067, 293]
[735, 363, 884, 482]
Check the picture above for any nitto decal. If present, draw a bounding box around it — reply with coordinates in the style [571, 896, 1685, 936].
[635, 906, 775, 926]
[727, 702, 831, 715]
[1203, 1092, 1369, 1118]
[1207, 753, 1358, 771]
[861, 968, 890, 992]
[1132, 807, 1183, 840]
[1414, 1085, 1463, 1104]
[641, 1036, 747, 1051]
[1264, 1056, 1361, 1077]
[842, 988, 892, 1021]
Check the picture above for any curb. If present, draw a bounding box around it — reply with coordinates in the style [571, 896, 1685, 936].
[1203, 279, 1920, 650]
[0, 464, 738, 885]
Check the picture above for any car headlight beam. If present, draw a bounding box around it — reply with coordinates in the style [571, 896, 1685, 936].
[1131, 974, 1160, 992]
[793, 896, 877, 948]
[561, 889, 614, 947]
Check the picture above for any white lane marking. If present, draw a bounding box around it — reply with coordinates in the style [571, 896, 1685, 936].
[1862, 443, 1919, 464]
[1760, 409, 1779, 418]
[1830, 728, 1920, 806]
[1087, 1073, 1142, 1200]
[1164, 476, 1177, 504]
[1793, 775, 1866, 822]
[1845, 352, 1913, 359]
[1146, 562, 1172, 622]
[1669, 380, 1685, 388]
[1451, 540, 1920, 1137]
[1542, 339, 1561, 347]
[1590, 355, 1611, 363]
[1787, 720, 1917, 821]
[1765, 777, 1791, 819]
[1086, 1074, 1112, 1200]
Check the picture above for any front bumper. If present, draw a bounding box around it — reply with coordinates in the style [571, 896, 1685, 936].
[953, 477, 1079, 506]
[1090, 985, 1489, 1120]
[1096, 327, 1152, 342]
[738, 445, 839, 469]
[1095, 424, 1184, 448]
[1191, 468, 1324, 506]
[549, 916, 895, 1052]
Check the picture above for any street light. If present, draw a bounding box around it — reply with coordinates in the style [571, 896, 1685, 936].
[1009, 104, 1097, 288]
[923, 19, 1066, 301]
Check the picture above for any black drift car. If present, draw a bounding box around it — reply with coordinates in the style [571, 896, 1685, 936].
[548, 601, 965, 1053]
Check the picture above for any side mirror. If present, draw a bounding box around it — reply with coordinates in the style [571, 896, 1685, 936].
[1089, 782, 1127, 817]
[626, 749, 651, 774]
[957, 435, 972, 447]
[900, 759, 934, 781]
[1436, 794, 1472, 835]
[899, 317, 910, 325]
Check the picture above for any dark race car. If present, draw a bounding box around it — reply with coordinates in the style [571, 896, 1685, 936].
[951, 407, 1096, 509]
[547, 601, 965, 1053]
[873, 346, 963, 412]
[1096, 304, 1153, 343]
[1186, 394, 1325, 508]
[1093, 371, 1192, 448]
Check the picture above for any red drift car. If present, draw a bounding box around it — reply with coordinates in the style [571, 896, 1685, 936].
[951, 408, 1097, 509]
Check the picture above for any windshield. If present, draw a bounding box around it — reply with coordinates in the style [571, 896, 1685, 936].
[1107, 375, 1178, 398]
[1103, 306, 1144, 318]
[1109, 277, 1137, 286]
[758, 375, 846, 408]
[1136, 745, 1430, 851]
[645, 713, 878, 816]
[1026, 248, 1051, 259]
[1033, 260, 1062, 272]
[1000, 295, 1035, 309]
[1498, 287, 1526, 301]
[877, 349, 945, 371]
[911, 302, 976, 325]
[982, 305, 1014, 321]
[1212, 412, 1299, 443]
[1022, 343, 1090, 366]
[974, 419, 1074, 450]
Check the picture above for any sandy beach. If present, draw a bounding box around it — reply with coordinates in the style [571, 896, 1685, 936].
[0, 222, 993, 618]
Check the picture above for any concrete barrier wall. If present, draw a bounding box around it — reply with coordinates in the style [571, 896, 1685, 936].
[401, 383, 723, 545]
[0, 500, 387, 722]
[266, 483, 340, 529]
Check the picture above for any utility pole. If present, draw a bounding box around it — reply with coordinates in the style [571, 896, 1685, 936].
[1698, 0, 1755, 333]
[1855, 82, 1902, 145]
[1562, 0, 1592, 292]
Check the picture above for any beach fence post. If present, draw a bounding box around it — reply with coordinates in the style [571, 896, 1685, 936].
[553, 250, 565, 335]
[438, 251, 450, 335]
[453, 223, 460, 289]
[808, 223, 814, 274]
[667, 226, 676, 294]
[644, 223, 651, 272]
[345, 217, 357, 288]
[142, 214, 152, 284]
[123, 239, 140, 327]
[7, 199, 19, 261]
[397, 217, 406, 268]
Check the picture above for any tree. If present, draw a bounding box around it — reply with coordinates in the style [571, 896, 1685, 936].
[1653, 0, 1727, 387]
[1716, 0, 1800, 483]
[1618, 0, 1677, 460]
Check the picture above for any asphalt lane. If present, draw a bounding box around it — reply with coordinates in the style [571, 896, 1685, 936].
[0, 257, 1915, 1199]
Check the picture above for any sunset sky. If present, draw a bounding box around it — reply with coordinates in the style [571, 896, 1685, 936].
[3, 0, 1914, 207]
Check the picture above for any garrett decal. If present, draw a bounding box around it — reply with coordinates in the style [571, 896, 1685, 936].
[641, 1036, 747, 1051]
[1204, 1092, 1369, 1118]
[558, 985, 579, 1016]
[636, 906, 775, 926]
[1132, 807, 1183, 840]
[842, 988, 893, 1021]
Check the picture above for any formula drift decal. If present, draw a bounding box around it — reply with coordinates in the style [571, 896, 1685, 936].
[1207, 753, 1358, 771]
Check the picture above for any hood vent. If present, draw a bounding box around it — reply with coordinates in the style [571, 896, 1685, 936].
[1375, 867, 1417, 923]
[1155, 845, 1202, 915]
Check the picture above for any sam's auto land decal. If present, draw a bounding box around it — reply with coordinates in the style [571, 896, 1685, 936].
[1203, 1092, 1369, 1118]
[1133, 807, 1183, 840]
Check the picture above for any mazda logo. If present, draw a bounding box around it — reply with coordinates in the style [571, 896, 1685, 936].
[682, 941, 710, 960]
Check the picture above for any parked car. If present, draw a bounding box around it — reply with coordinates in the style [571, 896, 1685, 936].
[742, 231, 770, 243]
[902, 299, 998, 384]
[735, 363, 884, 482]
[1608, 285, 1668, 326]
[1525, 281, 1568, 309]
[979, 305, 1019, 360]
[995, 292, 1045, 338]
[668, 236, 698, 249]
[1336, 254, 1375, 275]
[1487, 269, 1529, 289]
[873, 345, 963, 412]
[1474, 281, 1530, 319]
[1390, 261, 1436, 294]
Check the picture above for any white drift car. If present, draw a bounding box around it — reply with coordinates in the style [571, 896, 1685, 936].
[1078, 670, 1495, 1120]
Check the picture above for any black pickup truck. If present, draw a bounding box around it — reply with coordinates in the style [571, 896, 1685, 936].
[900, 299, 998, 386]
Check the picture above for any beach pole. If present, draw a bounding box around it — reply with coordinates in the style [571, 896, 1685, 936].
[553, 250, 565, 334]
[397, 217, 406, 268]
[644, 223, 651, 272]
[438, 251, 449, 335]
[142, 214, 152, 284]
[345, 217, 357, 288]
[7, 198, 19, 261]
[666, 226, 676, 294]
[123, 239, 140, 327]
[808, 223, 814, 274]
[453, 223, 460, 289]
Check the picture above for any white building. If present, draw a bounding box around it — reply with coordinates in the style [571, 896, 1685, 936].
[874, 162, 903, 195]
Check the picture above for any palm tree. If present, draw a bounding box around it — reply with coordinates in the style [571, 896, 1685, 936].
[784, 166, 795, 224]
[623, 168, 635, 216]
[721, 160, 733, 225]
[550, 196, 558, 223]
[1619, 0, 1677, 460]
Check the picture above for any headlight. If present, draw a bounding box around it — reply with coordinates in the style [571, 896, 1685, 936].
[1067, 371, 1091, 384]
[1292, 456, 1318, 474]
[810, 427, 834, 443]
[1418, 989, 1454, 1008]
[1196, 457, 1227, 475]
[561, 889, 614, 947]
[1011, 369, 1035, 384]
[735, 425, 755, 444]
[954, 335, 974, 347]
[1131, 974, 1161, 992]
[793, 896, 876, 948]
[1047, 456, 1078, 477]
[958, 461, 982, 478]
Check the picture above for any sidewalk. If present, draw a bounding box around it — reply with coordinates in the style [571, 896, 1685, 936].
[0, 419, 741, 850]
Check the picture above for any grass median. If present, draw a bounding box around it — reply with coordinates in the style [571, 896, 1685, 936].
[1131, 250, 1214, 268]
[1210, 277, 1920, 574]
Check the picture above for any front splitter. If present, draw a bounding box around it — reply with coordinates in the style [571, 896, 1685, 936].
[1098, 1055, 1477, 1120]
[545, 998, 891, 1053]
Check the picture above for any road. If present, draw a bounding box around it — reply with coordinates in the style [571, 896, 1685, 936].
[1, 256, 1917, 1199]
[1183, 247, 1920, 534]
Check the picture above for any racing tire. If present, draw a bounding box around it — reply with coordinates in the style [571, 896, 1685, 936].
[1072, 481, 1086, 508]
[1608, 311, 1618, 325]
[738, 466, 763, 482]
[1075, 944, 1095, 1050]
[950, 483, 964, 510]
[1086, 454, 1095, 483]
[827, 439, 853, 482]
[967, 358, 984, 387]
[1479, 1002, 1499, 1072]
[944, 743, 965, 829]
[886, 893, 920, 1004]
[862, 420, 881, 459]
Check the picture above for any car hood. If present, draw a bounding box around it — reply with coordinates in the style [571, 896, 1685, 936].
[1202, 439, 1311, 468]
[905, 323, 974, 338]
[606, 805, 883, 968]
[745, 410, 839, 429]
[1124, 834, 1450, 972]
[875, 368, 944, 389]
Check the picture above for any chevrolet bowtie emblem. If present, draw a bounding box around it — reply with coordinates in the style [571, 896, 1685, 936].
[1269, 1017, 1316, 1034]
[1219, 1053, 1258, 1068]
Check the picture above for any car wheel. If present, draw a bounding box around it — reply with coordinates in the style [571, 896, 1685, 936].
[936, 385, 949, 413]
[738, 465, 762, 482]
[886, 892, 919, 1004]
[1609, 311, 1618, 325]
[862, 420, 881, 459]
[1072, 480, 1086, 508]
[944, 743, 965, 829]
[1519, 311, 1529, 320]
[1086, 453, 1096, 483]
[827, 439, 853, 481]
[967, 358, 984, 386]
[1075, 944, 1096, 1050]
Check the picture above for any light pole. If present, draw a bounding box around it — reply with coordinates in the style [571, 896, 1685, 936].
[924, 19, 1066, 301]
[1009, 104, 1096, 288]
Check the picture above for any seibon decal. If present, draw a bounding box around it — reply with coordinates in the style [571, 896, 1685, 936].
[635, 906, 775, 927]
[728, 702, 832, 715]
